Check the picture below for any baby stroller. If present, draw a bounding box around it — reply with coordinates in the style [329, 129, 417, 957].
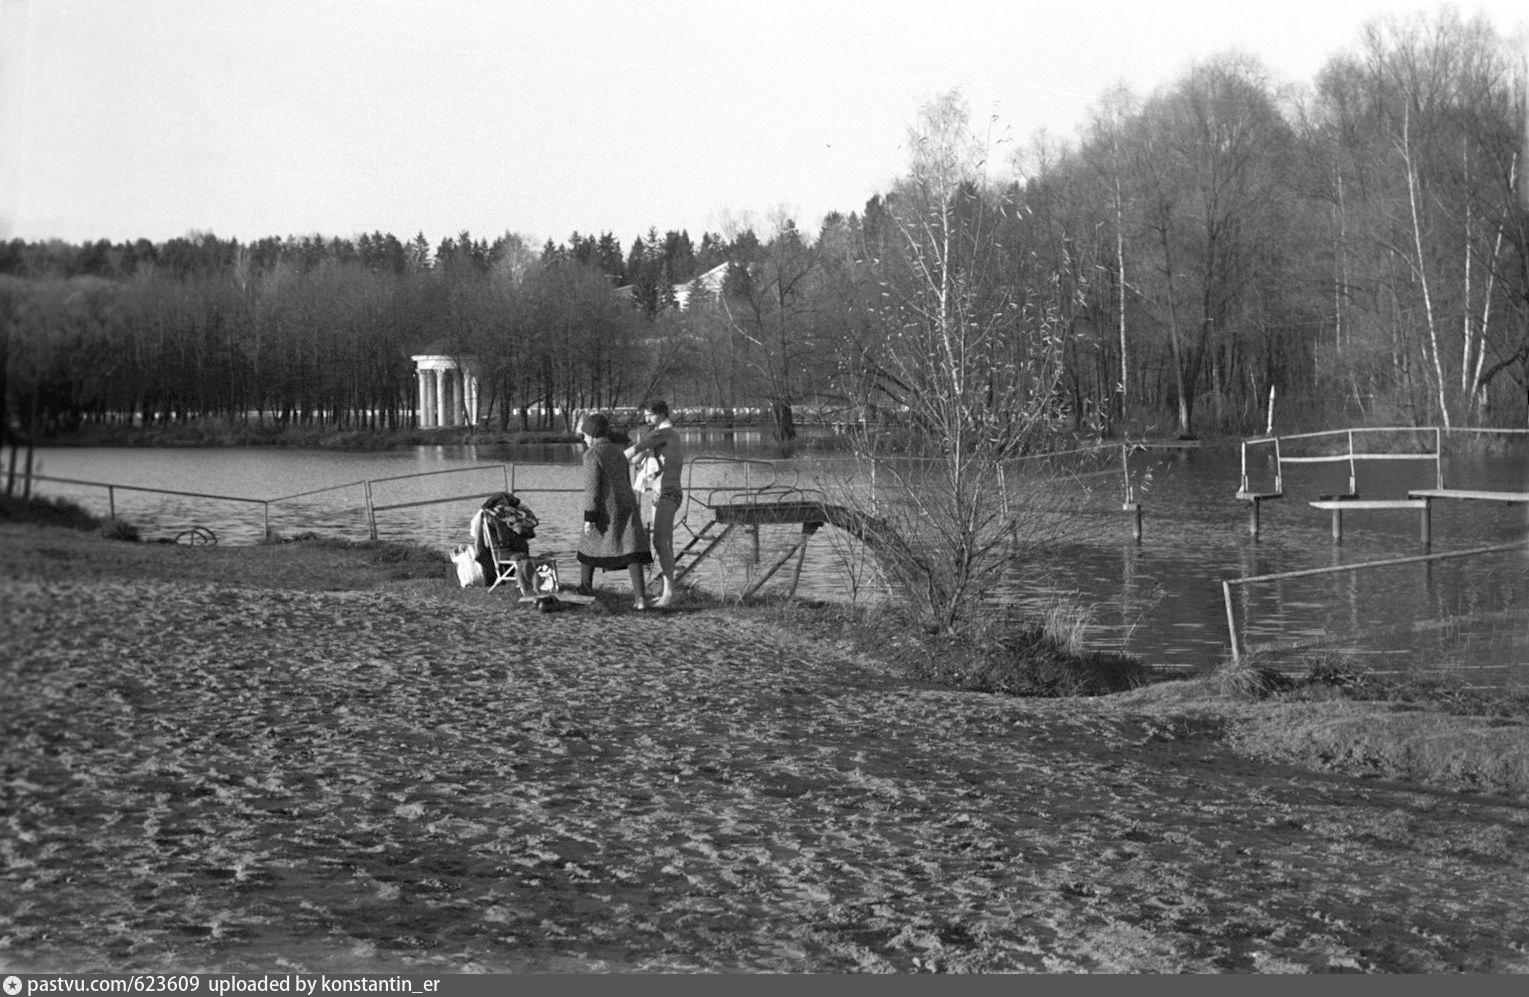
[467, 492, 548, 597]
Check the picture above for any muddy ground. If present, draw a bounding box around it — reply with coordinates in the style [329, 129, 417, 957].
[2, 524, 1527, 973]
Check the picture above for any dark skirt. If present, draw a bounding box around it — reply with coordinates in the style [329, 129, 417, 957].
[577, 548, 653, 571]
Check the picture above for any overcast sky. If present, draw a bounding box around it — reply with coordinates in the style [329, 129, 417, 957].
[1, 0, 1525, 249]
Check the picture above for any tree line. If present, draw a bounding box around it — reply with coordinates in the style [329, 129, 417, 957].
[3, 4, 1525, 448]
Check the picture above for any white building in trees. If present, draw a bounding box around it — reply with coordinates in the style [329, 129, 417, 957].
[410, 351, 483, 428]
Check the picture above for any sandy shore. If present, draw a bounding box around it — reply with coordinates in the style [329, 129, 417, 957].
[2, 524, 1527, 973]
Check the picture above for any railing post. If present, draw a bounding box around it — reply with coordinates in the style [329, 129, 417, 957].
[365, 480, 378, 541]
[788, 523, 815, 596]
[1222, 540, 1524, 666]
[1434, 426, 1444, 489]
[108, 485, 116, 521]
[1346, 429, 1356, 495]
[263, 501, 271, 542]
[1222, 579, 1240, 666]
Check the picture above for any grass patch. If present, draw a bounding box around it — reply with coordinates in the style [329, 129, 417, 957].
[755, 597, 1149, 698]
[2, 496, 447, 589]
[0, 493, 104, 530]
[0, 493, 139, 540]
[911, 613, 1149, 697]
[1213, 648, 1529, 719]
[262, 530, 451, 581]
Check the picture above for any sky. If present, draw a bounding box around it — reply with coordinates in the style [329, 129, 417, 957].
[1, 0, 1525, 250]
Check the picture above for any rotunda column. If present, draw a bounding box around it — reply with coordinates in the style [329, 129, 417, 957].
[436, 369, 449, 428]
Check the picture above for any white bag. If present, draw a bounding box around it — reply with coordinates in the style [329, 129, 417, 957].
[451, 543, 485, 588]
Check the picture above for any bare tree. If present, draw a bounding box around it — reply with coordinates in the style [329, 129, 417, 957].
[834, 91, 1092, 632]
[717, 212, 823, 443]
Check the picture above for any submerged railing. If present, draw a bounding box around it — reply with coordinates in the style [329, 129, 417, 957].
[1238, 426, 1444, 499]
[1238, 425, 1529, 500]
[1220, 538, 1529, 668]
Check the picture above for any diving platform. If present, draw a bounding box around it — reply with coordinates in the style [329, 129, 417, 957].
[672, 495, 885, 601]
[1308, 497, 1431, 542]
[1407, 488, 1529, 504]
[1298, 490, 1527, 545]
[1237, 427, 1527, 542]
[713, 499, 830, 527]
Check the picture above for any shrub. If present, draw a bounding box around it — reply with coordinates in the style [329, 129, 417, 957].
[894, 601, 1148, 697]
[1213, 649, 1373, 701]
[1211, 652, 1295, 700]
[1299, 649, 1373, 691]
[0, 494, 105, 531]
[96, 518, 141, 542]
[1212, 649, 1529, 719]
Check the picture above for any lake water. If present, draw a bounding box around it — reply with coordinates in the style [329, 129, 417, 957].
[13, 432, 1528, 684]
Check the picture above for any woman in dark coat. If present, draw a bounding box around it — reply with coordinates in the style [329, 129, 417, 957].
[575, 413, 653, 608]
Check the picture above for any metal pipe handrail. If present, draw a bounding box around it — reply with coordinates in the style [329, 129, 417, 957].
[269, 481, 368, 503]
[1240, 424, 1524, 452]
[370, 493, 521, 513]
[1277, 453, 1439, 462]
[362, 465, 513, 539]
[24, 472, 275, 538]
[22, 473, 268, 505]
[1251, 425, 1435, 445]
[1238, 425, 1467, 500]
[365, 464, 512, 486]
[1221, 538, 1529, 664]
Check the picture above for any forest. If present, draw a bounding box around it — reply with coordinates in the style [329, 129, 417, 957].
[2, 6, 1526, 447]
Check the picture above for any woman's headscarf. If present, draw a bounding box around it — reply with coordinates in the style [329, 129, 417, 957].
[579, 413, 609, 439]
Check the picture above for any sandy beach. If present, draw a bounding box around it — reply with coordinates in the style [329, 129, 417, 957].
[3, 523, 1527, 973]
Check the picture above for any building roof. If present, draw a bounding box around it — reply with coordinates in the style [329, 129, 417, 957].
[671, 262, 729, 310]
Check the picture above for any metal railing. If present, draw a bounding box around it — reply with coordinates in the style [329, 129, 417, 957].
[1238, 425, 1529, 499]
[1238, 426, 1444, 498]
[22, 464, 520, 543]
[20, 458, 797, 546]
[1220, 538, 1529, 665]
[359, 465, 513, 539]
[22, 474, 280, 536]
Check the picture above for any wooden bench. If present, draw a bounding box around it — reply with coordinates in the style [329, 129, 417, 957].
[1308, 497, 1431, 542]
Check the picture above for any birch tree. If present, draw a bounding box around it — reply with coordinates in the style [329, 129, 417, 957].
[836, 91, 1082, 631]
